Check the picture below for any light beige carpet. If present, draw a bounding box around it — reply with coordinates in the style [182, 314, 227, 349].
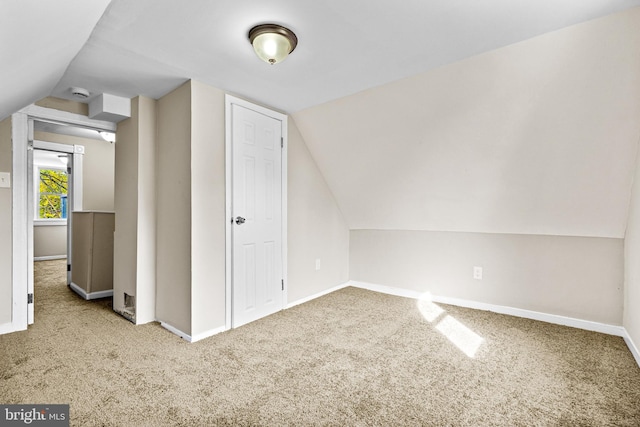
[1, 260, 639, 426]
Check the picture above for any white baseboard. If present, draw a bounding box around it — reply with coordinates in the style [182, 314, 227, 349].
[623, 331, 640, 368]
[69, 282, 113, 300]
[431, 294, 625, 337]
[348, 280, 625, 337]
[286, 282, 350, 309]
[0, 322, 16, 335]
[34, 255, 66, 261]
[160, 322, 192, 342]
[160, 321, 225, 343]
[191, 326, 226, 343]
[348, 280, 424, 300]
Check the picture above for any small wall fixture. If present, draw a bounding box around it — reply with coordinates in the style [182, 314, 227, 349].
[99, 131, 116, 143]
[70, 87, 90, 99]
[248, 24, 297, 65]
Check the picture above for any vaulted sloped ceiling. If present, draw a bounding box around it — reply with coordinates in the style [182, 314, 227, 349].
[292, 9, 640, 238]
[3, 1, 640, 117]
[0, 0, 111, 120]
[43, 0, 640, 113]
[3, 1, 640, 239]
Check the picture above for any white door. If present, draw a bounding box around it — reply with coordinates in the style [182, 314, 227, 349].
[231, 103, 283, 327]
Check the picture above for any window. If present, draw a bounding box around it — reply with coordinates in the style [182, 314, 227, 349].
[37, 168, 68, 220]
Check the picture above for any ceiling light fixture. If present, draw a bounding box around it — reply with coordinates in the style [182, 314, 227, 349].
[99, 131, 116, 143]
[248, 24, 298, 65]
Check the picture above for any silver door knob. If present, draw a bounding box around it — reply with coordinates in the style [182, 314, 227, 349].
[235, 216, 246, 225]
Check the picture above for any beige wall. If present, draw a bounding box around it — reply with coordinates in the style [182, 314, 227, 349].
[0, 117, 12, 325]
[113, 96, 157, 324]
[35, 97, 88, 116]
[153, 81, 350, 337]
[135, 96, 157, 324]
[32, 131, 115, 259]
[289, 8, 640, 346]
[624, 149, 640, 357]
[34, 226, 66, 258]
[288, 119, 349, 303]
[156, 82, 193, 334]
[113, 97, 140, 319]
[351, 230, 624, 325]
[190, 81, 226, 336]
[35, 131, 115, 212]
[293, 9, 640, 238]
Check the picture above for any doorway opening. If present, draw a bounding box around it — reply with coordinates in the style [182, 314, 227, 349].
[29, 121, 115, 324]
[32, 148, 70, 264]
[9, 104, 116, 333]
[28, 120, 115, 324]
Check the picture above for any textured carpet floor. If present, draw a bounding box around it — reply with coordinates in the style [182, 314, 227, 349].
[1, 260, 639, 426]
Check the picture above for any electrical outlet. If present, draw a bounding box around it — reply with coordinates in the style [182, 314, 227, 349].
[0, 172, 10, 188]
[473, 266, 483, 280]
[315, 259, 321, 271]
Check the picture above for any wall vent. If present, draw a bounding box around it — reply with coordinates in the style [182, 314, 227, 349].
[120, 293, 136, 323]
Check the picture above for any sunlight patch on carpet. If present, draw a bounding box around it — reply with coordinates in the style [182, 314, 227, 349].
[418, 292, 484, 358]
[435, 315, 484, 358]
[417, 295, 444, 322]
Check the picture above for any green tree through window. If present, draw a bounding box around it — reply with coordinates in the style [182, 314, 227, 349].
[39, 168, 68, 219]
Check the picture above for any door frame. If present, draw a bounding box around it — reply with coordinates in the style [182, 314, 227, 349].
[224, 95, 288, 330]
[8, 104, 115, 334]
[31, 140, 85, 282]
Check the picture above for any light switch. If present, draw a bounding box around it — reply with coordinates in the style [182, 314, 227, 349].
[0, 172, 10, 188]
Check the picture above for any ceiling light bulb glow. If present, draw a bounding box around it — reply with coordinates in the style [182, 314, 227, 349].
[249, 24, 297, 65]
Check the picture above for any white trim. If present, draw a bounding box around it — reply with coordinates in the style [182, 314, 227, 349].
[34, 219, 67, 226]
[34, 255, 66, 261]
[0, 322, 15, 335]
[430, 294, 625, 337]
[224, 94, 288, 331]
[348, 280, 424, 300]
[160, 322, 192, 342]
[11, 112, 29, 334]
[286, 282, 350, 309]
[348, 280, 625, 336]
[32, 140, 75, 153]
[224, 96, 232, 330]
[20, 105, 116, 132]
[71, 149, 83, 210]
[623, 330, 640, 368]
[160, 323, 225, 343]
[191, 326, 226, 343]
[27, 120, 34, 325]
[69, 282, 113, 300]
[281, 113, 289, 314]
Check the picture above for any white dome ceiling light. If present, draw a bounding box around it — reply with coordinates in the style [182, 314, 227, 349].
[248, 24, 298, 65]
